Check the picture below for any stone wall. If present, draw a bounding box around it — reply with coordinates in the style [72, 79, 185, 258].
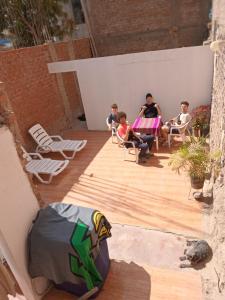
[204, 1, 225, 299]
[0, 38, 92, 150]
[210, 28, 225, 153]
[84, 0, 211, 56]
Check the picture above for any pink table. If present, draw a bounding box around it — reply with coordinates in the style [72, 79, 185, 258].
[132, 117, 161, 136]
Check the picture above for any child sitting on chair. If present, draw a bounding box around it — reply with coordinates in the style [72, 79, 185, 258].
[107, 103, 119, 130]
[117, 111, 155, 164]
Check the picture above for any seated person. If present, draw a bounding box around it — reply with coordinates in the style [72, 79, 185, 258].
[117, 111, 155, 163]
[139, 93, 161, 118]
[107, 103, 119, 130]
[161, 101, 191, 142]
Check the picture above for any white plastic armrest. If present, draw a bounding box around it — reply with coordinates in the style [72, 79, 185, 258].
[177, 124, 186, 129]
[37, 145, 51, 151]
[50, 135, 63, 141]
[29, 153, 43, 159]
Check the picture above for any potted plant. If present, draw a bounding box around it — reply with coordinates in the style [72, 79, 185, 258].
[168, 137, 220, 189]
[191, 105, 211, 137]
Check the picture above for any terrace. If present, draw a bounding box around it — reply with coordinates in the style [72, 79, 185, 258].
[0, 39, 213, 300]
[38, 130, 203, 237]
[36, 130, 204, 300]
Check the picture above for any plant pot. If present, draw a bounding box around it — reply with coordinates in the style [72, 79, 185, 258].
[201, 128, 209, 137]
[190, 176, 205, 189]
[193, 128, 201, 137]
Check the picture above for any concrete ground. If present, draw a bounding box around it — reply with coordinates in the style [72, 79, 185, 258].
[108, 224, 187, 269]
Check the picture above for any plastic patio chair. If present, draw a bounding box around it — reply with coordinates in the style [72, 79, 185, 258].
[21, 146, 69, 184]
[168, 119, 192, 148]
[29, 124, 87, 159]
[116, 131, 139, 163]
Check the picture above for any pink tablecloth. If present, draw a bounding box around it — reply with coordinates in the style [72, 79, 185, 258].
[132, 117, 161, 136]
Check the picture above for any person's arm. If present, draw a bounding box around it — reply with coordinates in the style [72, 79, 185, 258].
[138, 106, 146, 117]
[155, 104, 161, 116]
[186, 114, 192, 123]
[170, 114, 179, 124]
[107, 114, 113, 129]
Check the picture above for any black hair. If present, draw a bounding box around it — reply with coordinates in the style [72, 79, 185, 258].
[180, 101, 189, 107]
[146, 93, 153, 99]
[117, 111, 127, 122]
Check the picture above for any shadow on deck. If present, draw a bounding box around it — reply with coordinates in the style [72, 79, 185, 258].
[37, 130, 204, 237]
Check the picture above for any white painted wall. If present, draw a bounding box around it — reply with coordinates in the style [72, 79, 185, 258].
[0, 127, 46, 300]
[48, 46, 214, 130]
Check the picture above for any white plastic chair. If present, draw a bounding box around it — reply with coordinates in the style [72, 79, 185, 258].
[116, 131, 139, 163]
[29, 124, 87, 159]
[106, 117, 117, 143]
[21, 146, 69, 184]
[168, 120, 192, 148]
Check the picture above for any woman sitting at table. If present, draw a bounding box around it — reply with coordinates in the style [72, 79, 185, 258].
[139, 93, 161, 118]
[117, 111, 155, 164]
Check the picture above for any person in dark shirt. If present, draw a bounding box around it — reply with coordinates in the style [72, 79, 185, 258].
[107, 103, 119, 130]
[139, 93, 161, 118]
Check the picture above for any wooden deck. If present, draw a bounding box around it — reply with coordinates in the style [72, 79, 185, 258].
[38, 130, 203, 237]
[44, 261, 202, 300]
[38, 130, 204, 300]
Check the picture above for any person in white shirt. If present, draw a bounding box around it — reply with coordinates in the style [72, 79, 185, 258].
[161, 101, 191, 142]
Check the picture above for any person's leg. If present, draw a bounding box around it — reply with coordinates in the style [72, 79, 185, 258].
[161, 125, 169, 141]
[125, 140, 141, 151]
[141, 134, 154, 151]
[138, 142, 148, 158]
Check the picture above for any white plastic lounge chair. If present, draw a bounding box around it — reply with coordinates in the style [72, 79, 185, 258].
[168, 119, 192, 148]
[116, 131, 140, 163]
[29, 124, 87, 159]
[21, 146, 69, 184]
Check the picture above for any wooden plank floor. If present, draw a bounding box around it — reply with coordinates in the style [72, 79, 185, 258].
[37, 130, 203, 237]
[38, 130, 203, 300]
[43, 260, 202, 300]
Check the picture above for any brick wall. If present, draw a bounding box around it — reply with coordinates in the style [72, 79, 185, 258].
[85, 0, 211, 56]
[0, 38, 92, 150]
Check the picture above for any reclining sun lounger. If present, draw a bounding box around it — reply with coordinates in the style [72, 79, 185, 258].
[29, 124, 87, 159]
[21, 146, 69, 184]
